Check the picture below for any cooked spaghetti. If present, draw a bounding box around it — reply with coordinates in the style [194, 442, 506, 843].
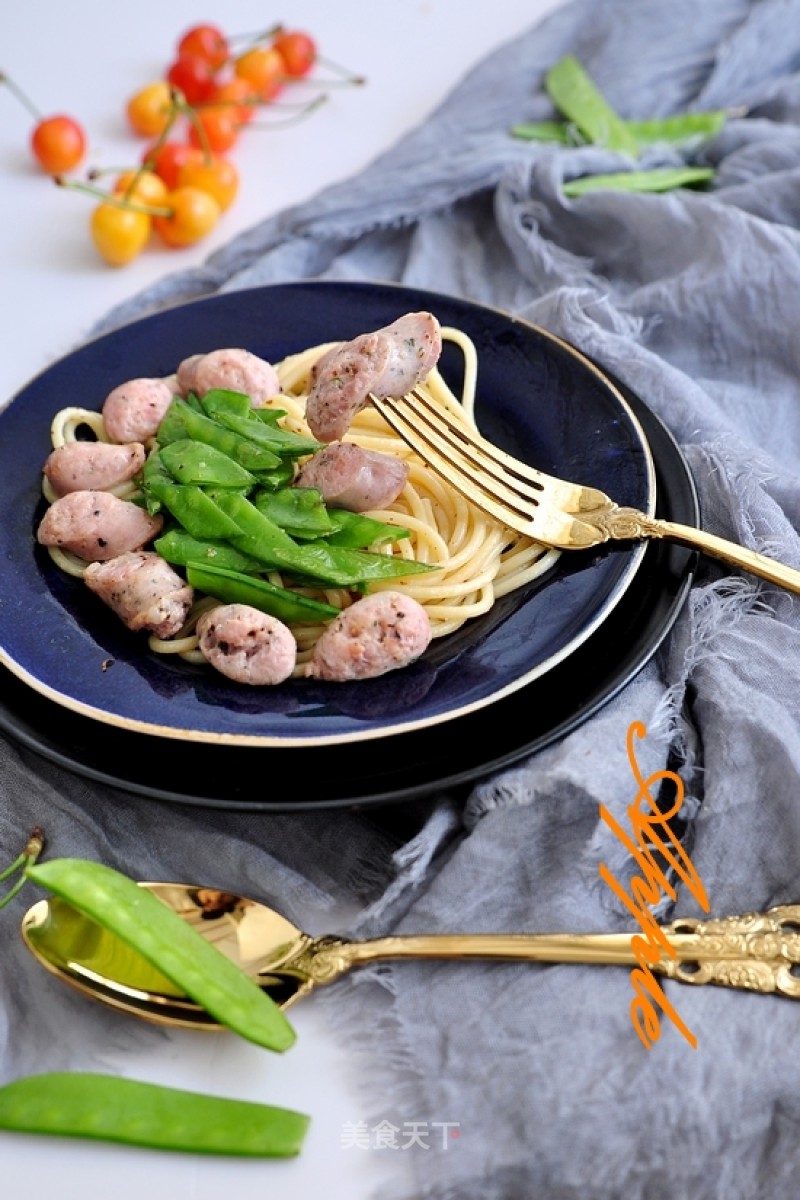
[40, 326, 559, 678]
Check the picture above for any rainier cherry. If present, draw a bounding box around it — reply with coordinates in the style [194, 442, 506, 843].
[152, 185, 220, 246]
[91, 204, 151, 266]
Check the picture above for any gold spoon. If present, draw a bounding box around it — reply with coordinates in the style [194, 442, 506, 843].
[21, 883, 800, 1030]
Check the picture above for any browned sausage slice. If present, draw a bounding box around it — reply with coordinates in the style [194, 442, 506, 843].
[196, 603, 297, 685]
[37, 491, 163, 562]
[305, 591, 432, 681]
[84, 551, 193, 638]
[102, 378, 175, 443]
[295, 442, 409, 511]
[43, 441, 146, 496]
[305, 312, 442, 442]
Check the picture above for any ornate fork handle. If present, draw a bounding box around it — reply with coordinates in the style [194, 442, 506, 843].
[584, 505, 800, 596]
[290, 907, 800, 1000]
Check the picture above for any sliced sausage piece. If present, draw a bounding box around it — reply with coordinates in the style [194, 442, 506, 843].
[295, 442, 409, 512]
[196, 603, 297, 685]
[84, 551, 194, 638]
[305, 590, 432, 681]
[175, 354, 204, 396]
[305, 312, 442, 442]
[189, 349, 281, 407]
[43, 441, 146, 497]
[37, 490, 163, 562]
[102, 378, 175, 444]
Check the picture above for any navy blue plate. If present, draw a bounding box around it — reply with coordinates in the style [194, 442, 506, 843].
[0, 282, 654, 747]
[0, 379, 696, 810]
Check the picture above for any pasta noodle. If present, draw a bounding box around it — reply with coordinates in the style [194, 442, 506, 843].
[40, 326, 559, 678]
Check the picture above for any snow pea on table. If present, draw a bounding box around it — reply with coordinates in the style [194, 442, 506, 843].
[2, 859, 310, 1158]
[0, 1073, 310, 1157]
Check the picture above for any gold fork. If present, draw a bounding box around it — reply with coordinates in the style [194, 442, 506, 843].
[372, 389, 800, 595]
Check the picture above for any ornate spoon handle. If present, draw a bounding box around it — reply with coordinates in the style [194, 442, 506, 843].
[301, 907, 800, 999]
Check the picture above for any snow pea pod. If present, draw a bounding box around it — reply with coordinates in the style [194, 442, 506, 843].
[157, 398, 282, 472]
[509, 119, 578, 144]
[200, 390, 321, 457]
[627, 110, 728, 144]
[0, 1073, 309, 1157]
[154, 528, 263, 574]
[186, 561, 340, 623]
[326, 508, 411, 549]
[213, 410, 323, 458]
[215, 491, 436, 586]
[25, 859, 296, 1052]
[545, 55, 638, 155]
[196, 390, 289, 424]
[158, 439, 256, 489]
[196, 387, 253, 417]
[511, 110, 728, 147]
[563, 166, 714, 197]
[254, 489, 412, 547]
[141, 455, 241, 539]
[254, 486, 336, 538]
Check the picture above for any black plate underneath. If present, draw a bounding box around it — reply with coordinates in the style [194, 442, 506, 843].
[0, 380, 697, 811]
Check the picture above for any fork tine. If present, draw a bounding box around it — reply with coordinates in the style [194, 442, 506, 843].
[377, 390, 608, 514]
[370, 390, 604, 547]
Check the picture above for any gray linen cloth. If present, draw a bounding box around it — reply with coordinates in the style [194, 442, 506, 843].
[4, 0, 800, 1195]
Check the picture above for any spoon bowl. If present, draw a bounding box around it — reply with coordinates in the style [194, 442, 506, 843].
[22, 883, 312, 1029]
[22, 883, 800, 1029]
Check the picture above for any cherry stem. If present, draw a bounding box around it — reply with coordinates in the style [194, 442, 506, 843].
[135, 88, 215, 188]
[271, 72, 366, 90]
[244, 92, 328, 128]
[312, 57, 367, 86]
[86, 165, 141, 181]
[178, 97, 214, 164]
[226, 23, 284, 50]
[0, 71, 44, 121]
[55, 175, 173, 217]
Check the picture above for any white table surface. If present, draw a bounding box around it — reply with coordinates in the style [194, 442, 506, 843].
[2, 2, 566, 1195]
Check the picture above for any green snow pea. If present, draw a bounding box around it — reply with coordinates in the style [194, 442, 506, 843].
[195, 387, 253, 417]
[252, 404, 288, 424]
[209, 409, 322, 458]
[157, 398, 282, 472]
[199, 389, 320, 457]
[141, 455, 240, 539]
[627, 110, 728, 144]
[281, 541, 437, 587]
[563, 166, 715, 197]
[25, 858, 296, 1052]
[196, 388, 289, 425]
[511, 109, 729, 148]
[0, 1073, 309, 1157]
[159, 439, 257, 489]
[154, 528, 263, 574]
[214, 491, 436, 586]
[545, 55, 639, 155]
[326, 508, 412, 549]
[186, 561, 340, 623]
[250, 459, 297, 490]
[509, 119, 577, 144]
[254, 486, 336, 538]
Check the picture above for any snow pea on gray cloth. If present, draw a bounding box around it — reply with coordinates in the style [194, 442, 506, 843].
[5, 1, 800, 1196]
